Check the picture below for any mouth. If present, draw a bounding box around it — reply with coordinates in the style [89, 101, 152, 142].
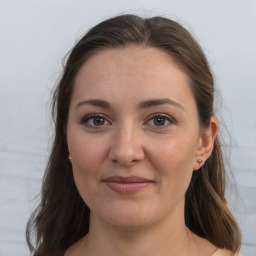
[102, 176, 153, 194]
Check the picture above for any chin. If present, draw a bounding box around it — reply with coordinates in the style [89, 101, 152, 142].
[92, 201, 158, 230]
[106, 214, 154, 230]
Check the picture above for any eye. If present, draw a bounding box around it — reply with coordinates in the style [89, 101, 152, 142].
[146, 114, 174, 128]
[80, 114, 111, 128]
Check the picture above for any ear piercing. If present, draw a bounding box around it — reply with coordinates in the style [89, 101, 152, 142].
[197, 159, 203, 167]
[68, 155, 72, 161]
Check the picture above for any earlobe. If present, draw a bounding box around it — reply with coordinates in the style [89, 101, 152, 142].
[193, 158, 204, 171]
[197, 159, 204, 166]
[193, 116, 219, 171]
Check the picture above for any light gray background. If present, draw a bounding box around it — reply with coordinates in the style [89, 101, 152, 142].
[0, 0, 255, 255]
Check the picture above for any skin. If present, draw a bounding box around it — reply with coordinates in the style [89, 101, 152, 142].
[65, 47, 218, 256]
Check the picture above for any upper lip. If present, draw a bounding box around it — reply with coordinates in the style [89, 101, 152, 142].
[102, 176, 152, 183]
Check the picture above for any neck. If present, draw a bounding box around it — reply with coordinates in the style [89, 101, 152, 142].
[82, 213, 191, 256]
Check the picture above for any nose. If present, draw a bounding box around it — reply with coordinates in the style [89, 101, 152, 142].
[108, 123, 145, 166]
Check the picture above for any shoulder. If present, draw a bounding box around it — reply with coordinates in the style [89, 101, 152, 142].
[212, 249, 243, 256]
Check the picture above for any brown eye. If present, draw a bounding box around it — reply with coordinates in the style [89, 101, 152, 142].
[93, 117, 105, 126]
[146, 114, 174, 128]
[81, 114, 111, 128]
[153, 117, 166, 126]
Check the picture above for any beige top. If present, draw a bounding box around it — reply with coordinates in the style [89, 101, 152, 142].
[212, 249, 242, 256]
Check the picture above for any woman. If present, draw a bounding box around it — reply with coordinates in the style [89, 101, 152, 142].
[26, 14, 242, 256]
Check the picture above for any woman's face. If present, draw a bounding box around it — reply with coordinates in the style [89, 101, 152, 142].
[67, 47, 210, 230]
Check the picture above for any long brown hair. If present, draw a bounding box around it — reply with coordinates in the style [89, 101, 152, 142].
[26, 14, 241, 255]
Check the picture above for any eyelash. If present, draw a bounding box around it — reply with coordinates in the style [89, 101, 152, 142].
[80, 113, 175, 129]
[80, 113, 111, 128]
[146, 113, 175, 128]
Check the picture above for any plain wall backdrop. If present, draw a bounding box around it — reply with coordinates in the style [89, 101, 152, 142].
[0, 0, 255, 255]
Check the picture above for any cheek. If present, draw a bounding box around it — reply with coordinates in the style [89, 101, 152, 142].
[67, 130, 109, 201]
[152, 138, 196, 170]
[68, 130, 108, 174]
[148, 137, 197, 191]
[68, 139, 106, 210]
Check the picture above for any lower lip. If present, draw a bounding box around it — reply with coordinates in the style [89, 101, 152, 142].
[104, 182, 151, 194]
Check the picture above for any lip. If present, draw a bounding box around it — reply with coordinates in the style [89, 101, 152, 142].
[102, 176, 153, 194]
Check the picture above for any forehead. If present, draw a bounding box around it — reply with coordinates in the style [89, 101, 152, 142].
[71, 46, 195, 110]
[75, 46, 188, 83]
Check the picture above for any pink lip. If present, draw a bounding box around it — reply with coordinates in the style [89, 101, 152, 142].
[102, 176, 153, 194]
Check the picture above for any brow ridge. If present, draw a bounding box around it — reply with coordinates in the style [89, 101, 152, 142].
[76, 99, 110, 109]
[138, 98, 184, 110]
[75, 98, 184, 110]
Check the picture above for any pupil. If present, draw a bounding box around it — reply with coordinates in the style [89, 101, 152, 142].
[93, 117, 104, 126]
[154, 117, 165, 126]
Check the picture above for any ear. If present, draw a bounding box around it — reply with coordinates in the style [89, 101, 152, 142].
[193, 116, 219, 171]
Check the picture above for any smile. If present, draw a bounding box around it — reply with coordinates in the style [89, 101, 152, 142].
[102, 176, 153, 194]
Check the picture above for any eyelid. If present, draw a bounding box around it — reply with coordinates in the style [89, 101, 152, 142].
[145, 113, 175, 127]
[79, 112, 175, 129]
[80, 113, 112, 128]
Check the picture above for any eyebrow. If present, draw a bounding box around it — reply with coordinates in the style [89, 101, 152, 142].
[76, 99, 111, 109]
[138, 98, 184, 110]
[75, 98, 184, 110]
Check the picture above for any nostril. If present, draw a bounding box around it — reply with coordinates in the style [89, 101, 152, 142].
[111, 158, 138, 167]
[108, 130, 145, 166]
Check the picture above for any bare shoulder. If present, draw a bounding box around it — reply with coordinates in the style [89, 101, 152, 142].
[64, 236, 85, 256]
[212, 249, 242, 256]
[190, 233, 242, 256]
